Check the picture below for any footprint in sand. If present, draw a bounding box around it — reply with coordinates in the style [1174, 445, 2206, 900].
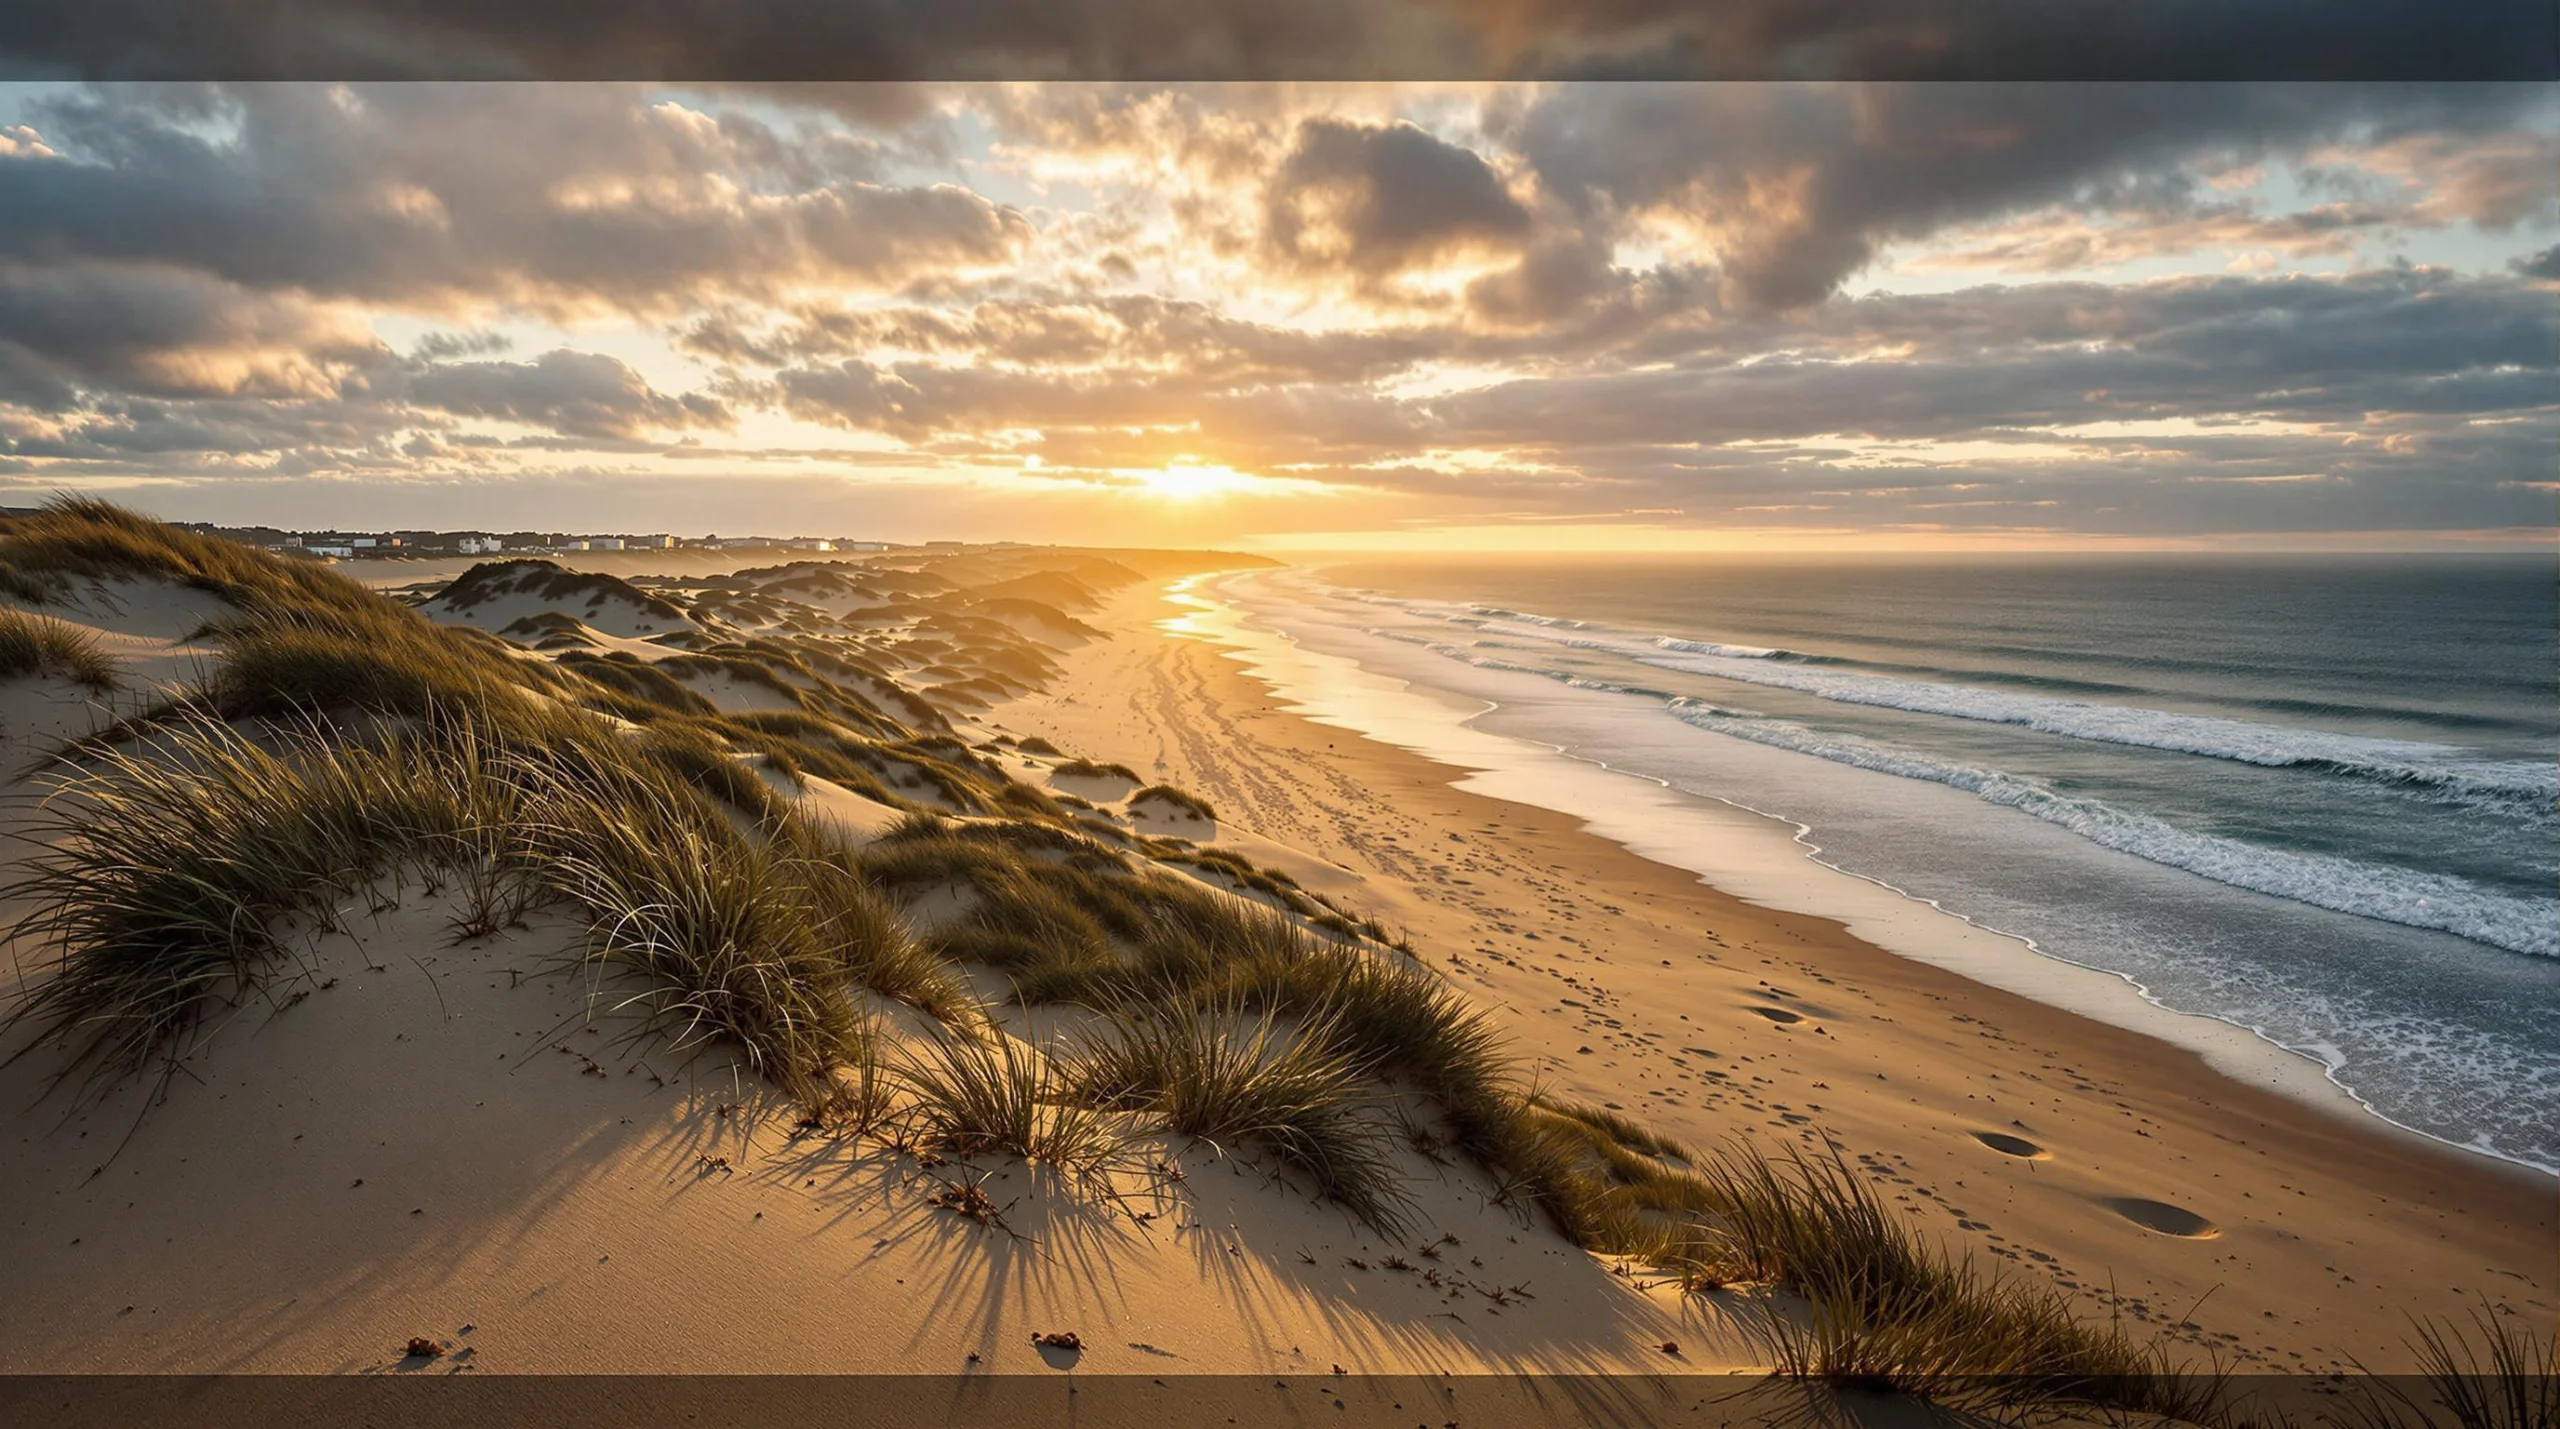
[1745, 1004, 1806, 1025]
[2099, 1196, 2219, 1238]
[1970, 1130, 2051, 1160]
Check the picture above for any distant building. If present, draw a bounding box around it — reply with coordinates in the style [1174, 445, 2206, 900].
[307, 544, 355, 559]
[457, 536, 503, 555]
[563, 539, 591, 551]
[636, 534, 675, 548]
[590, 537, 626, 551]
[351, 537, 377, 549]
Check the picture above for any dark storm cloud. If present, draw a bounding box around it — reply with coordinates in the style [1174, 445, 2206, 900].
[406, 349, 732, 440]
[0, 85, 1031, 316]
[2517, 246, 2560, 280]
[0, 0, 2548, 80]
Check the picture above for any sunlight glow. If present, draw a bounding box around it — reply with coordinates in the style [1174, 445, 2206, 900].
[1132, 461, 1264, 500]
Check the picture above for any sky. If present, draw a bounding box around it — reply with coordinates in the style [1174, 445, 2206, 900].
[0, 80, 2551, 550]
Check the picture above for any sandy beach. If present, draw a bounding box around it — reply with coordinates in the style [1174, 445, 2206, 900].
[0, 511, 2546, 1425]
[990, 572, 2557, 1375]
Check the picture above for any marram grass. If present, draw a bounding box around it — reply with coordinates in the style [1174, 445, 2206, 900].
[1072, 998, 1412, 1235]
[0, 606, 121, 692]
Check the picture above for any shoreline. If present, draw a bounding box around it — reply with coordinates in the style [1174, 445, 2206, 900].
[1190, 568, 2543, 1178]
[992, 572, 2555, 1373]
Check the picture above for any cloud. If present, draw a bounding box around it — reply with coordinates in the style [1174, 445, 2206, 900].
[0, 80, 2548, 544]
[410, 328, 514, 361]
[0, 260, 391, 409]
[681, 292, 1435, 385]
[741, 263, 2554, 538]
[1504, 83, 2553, 307]
[406, 348, 732, 441]
[1261, 118, 1532, 285]
[0, 84, 1032, 318]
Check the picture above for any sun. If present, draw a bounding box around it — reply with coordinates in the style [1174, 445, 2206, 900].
[1134, 460, 1256, 500]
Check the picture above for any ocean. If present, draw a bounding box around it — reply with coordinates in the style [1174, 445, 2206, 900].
[1205, 554, 2558, 1173]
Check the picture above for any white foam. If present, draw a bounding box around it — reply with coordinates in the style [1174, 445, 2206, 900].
[1379, 622, 2557, 955]
[1419, 607, 2558, 819]
[1663, 702, 2557, 958]
[1654, 636, 1788, 660]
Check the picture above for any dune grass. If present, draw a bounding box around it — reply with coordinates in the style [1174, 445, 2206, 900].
[517, 752, 883, 1105]
[1053, 757, 1142, 782]
[0, 495, 386, 622]
[1131, 783, 1215, 821]
[1675, 1142, 2224, 1423]
[2335, 1300, 2558, 1429]
[889, 1027, 1119, 1182]
[3, 700, 959, 1110]
[2, 714, 486, 1097]
[431, 559, 692, 625]
[856, 815, 1583, 1222]
[1073, 999, 1411, 1234]
[0, 607, 120, 691]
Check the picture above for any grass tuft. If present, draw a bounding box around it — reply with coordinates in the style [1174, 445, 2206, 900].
[1691, 1142, 2222, 1422]
[1053, 757, 1141, 782]
[1073, 1000, 1412, 1234]
[890, 1027, 1118, 1181]
[1131, 783, 1215, 821]
[0, 607, 120, 691]
[2337, 1299, 2559, 1429]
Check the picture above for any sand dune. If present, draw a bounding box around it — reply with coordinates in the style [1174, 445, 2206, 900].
[0, 506, 1747, 1401]
[2, 505, 2548, 1423]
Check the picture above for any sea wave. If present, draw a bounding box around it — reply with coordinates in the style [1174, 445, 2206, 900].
[1663, 701, 2559, 959]
[1653, 636, 1790, 660]
[1364, 607, 2556, 951]
[1630, 643, 2559, 819]
[1422, 605, 2559, 820]
[1467, 605, 1592, 629]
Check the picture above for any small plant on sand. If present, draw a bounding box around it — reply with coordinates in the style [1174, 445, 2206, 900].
[0, 607, 121, 691]
[1073, 999, 1411, 1234]
[1053, 757, 1142, 782]
[1130, 784, 1215, 821]
[890, 1028, 1119, 1182]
